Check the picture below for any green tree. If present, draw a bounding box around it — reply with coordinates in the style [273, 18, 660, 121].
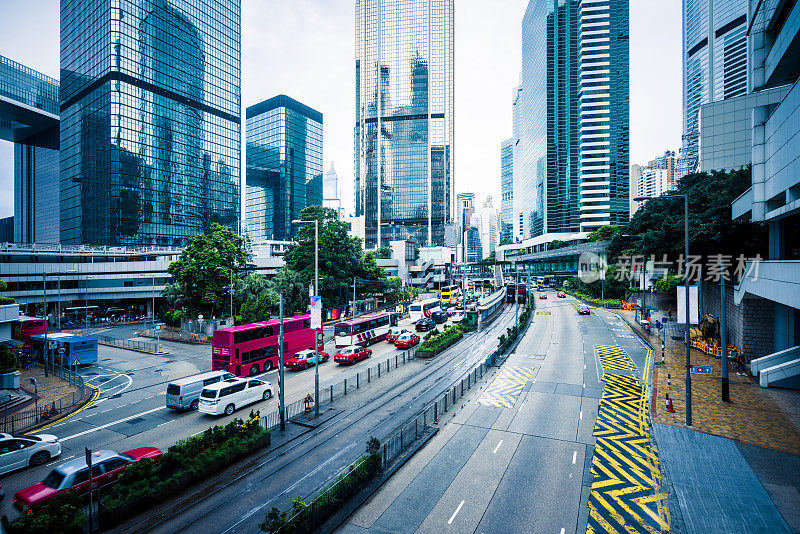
[166, 223, 248, 317]
[239, 292, 277, 324]
[548, 240, 566, 250]
[284, 206, 387, 307]
[272, 268, 309, 315]
[375, 245, 392, 259]
[499, 238, 514, 246]
[586, 225, 619, 242]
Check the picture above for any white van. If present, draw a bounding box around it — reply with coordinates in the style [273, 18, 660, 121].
[198, 377, 273, 416]
[166, 371, 234, 410]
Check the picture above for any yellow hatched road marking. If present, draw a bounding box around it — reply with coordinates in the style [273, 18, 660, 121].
[476, 365, 534, 409]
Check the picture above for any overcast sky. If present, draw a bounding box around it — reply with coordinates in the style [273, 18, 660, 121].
[0, 0, 682, 220]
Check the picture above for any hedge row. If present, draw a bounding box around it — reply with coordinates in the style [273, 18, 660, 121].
[100, 413, 270, 525]
[2, 491, 85, 534]
[498, 303, 534, 353]
[563, 288, 622, 307]
[416, 321, 467, 358]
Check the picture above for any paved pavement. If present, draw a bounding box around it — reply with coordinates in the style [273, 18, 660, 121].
[339, 291, 652, 534]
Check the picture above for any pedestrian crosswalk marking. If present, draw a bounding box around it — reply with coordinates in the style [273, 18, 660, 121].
[476, 365, 534, 409]
[586, 347, 670, 534]
[596, 345, 637, 372]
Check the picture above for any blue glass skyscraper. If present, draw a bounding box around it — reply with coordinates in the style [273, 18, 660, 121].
[245, 95, 323, 241]
[500, 138, 514, 241]
[355, 0, 455, 248]
[59, 0, 241, 246]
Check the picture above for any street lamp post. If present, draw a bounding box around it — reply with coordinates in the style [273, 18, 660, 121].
[635, 194, 691, 426]
[293, 218, 320, 416]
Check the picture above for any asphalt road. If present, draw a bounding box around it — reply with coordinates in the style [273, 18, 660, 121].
[0, 315, 456, 519]
[123, 306, 517, 534]
[339, 291, 650, 534]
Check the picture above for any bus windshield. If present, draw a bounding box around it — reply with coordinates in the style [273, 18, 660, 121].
[334, 324, 352, 337]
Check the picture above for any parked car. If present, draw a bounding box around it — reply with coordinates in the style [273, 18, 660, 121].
[386, 327, 409, 342]
[577, 305, 591, 315]
[14, 447, 162, 510]
[166, 370, 235, 410]
[415, 317, 435, 332]
[431, 310, 448, 324]
[0, 433, 61, 475]
[394, 332, 421, 349]
[539, 293, 548, 299]
[284, 349, 329, 370]
[334, 345, 372, 365]
[198, 378, 273, 416]
[557, 291, 566, 298]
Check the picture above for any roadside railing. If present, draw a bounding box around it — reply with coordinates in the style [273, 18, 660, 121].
[1, 367, 86, 433]
[260, 349, 419, 432]
[94, 334, 163, 354]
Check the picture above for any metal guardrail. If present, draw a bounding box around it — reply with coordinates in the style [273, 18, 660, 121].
[95, 335, 162, 354]
[0, 366, 86, 434]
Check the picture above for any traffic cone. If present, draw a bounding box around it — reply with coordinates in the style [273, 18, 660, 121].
[667, 394, 675, 413]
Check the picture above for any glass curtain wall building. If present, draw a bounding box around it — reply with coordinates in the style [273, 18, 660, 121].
[355, 0, 455, 248]
[681, 0, 747, 175]
[516, 0, 629, 238]
[245, 95, 323, 241]
[59, 0, 241, 246]
[500, 137, 514, 241]
[0, 55, 61, 244]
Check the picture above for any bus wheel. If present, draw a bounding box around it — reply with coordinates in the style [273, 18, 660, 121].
[225, 404, 235, 415]
[249, 364, 260, 376]
[263, 360, 273, 372]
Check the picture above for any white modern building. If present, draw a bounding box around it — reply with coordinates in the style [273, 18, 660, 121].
[472, 196, 499, 260]
[323, 163, 344, 218]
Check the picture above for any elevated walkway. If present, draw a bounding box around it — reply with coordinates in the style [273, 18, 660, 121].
[751, 346, 800, 389]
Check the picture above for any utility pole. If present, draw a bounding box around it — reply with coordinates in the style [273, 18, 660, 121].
[279, 293, 285, 431]
[515, 264, 519, 326]
[720, 258, 729, 402]
[229, 267, 234, 321]
[353, 277, 357, 319]
[314, 219, 320, 417]
[43, 274, 48, 377]
[684, 194, 692, 426]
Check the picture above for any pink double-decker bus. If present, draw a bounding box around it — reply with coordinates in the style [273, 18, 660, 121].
[334, 312, 398, 348]
[211, 315, 321, 377]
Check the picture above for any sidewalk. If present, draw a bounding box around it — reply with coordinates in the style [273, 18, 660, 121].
[614, 308, 800, 532]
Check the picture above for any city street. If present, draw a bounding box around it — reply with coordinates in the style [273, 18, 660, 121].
[340, 291, 649, 534]
[0, 316, 436, 519]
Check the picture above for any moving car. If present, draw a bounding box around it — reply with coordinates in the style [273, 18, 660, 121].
[394, 332, 421, 349]
[0, 433, 61, 475]
[539, 293, 548, 299]
[557, 291, 566, 298]
[386, 327, 409, 342]
[415, 317, 435, 332]
[431, 310, 448, 324]
[537, 287, 546, 292]
[198, 378, 273, 416]
[284, 349, 329, 370]
[577, 305, 591, 315]
[452, 310, 465, 321]
[14, 447, 162, 510]
[334, 345, 372, 365]
[166, 370, 235, 410]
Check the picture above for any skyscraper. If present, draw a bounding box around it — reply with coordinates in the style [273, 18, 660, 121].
[245, 95, 323, 241]
[59, 0, 241, 246]
[323, 163, 344, 218]
[500, 138, 514, 242]
[472, 196, 499, 259]
[681, 0, 747, 175]
[354, 0, 454, 248]
[515, 0, 629, 238]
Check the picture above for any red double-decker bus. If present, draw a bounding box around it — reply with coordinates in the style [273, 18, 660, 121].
[13, 317, 47, 350]
[211, 315, 321, 377]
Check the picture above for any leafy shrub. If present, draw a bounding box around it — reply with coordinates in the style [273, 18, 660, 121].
[418, 323, 465, 354]
[0, 296, 15, 305]
[0, 344, 18, 373]
[102, 415, 268, 513]
[3, 491, 85, 534]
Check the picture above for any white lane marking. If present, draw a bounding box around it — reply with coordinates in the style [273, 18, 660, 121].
[493, 440, 503, 454]
[48, 454, 75, 466]
[561, 528, 566, 534]
[579, 410, 583, 420]
[572, 451, 577, 464]
[448, 500, 465, 525]
[61, 406, 166, 442]
[584, 364, 586, 369]
[582, 383, 586, 389]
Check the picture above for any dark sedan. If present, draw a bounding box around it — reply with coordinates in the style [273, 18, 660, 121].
[431, 310, 448, 324]
[415, 317, 435, 332]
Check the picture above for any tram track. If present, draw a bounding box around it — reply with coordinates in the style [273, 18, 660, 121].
[128, 307, 516, 534]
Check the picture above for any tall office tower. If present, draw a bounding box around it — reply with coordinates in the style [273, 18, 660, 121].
[472, 196, 499, 259]
[517, 0, 629, 238]
[354, 0, 455, 248]
[511, 82, 527, 240]
[323, 163, 344, 218]
[681, 0, 747, 175]
[500, 138, 514, 242]
[59, 0, 241, 246]
[245, 95, 323, 241]
[0, 55, 60, 244]
[577, 0, 630, 231]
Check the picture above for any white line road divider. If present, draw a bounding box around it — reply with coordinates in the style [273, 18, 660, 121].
[448, 500, 465, 525]
[572, 451, 577, 464]
[493, 440, 503, 454]
[61, 406, 167, 442]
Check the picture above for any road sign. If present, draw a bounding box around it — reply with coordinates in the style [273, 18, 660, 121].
[155, 324, 162, 331]
[72, 359, 81, 367]
[316, 331, 324, 344]
[690, 365, 712, 374]
[58, 346, 66, 354]
[310, 296, 322, 329]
